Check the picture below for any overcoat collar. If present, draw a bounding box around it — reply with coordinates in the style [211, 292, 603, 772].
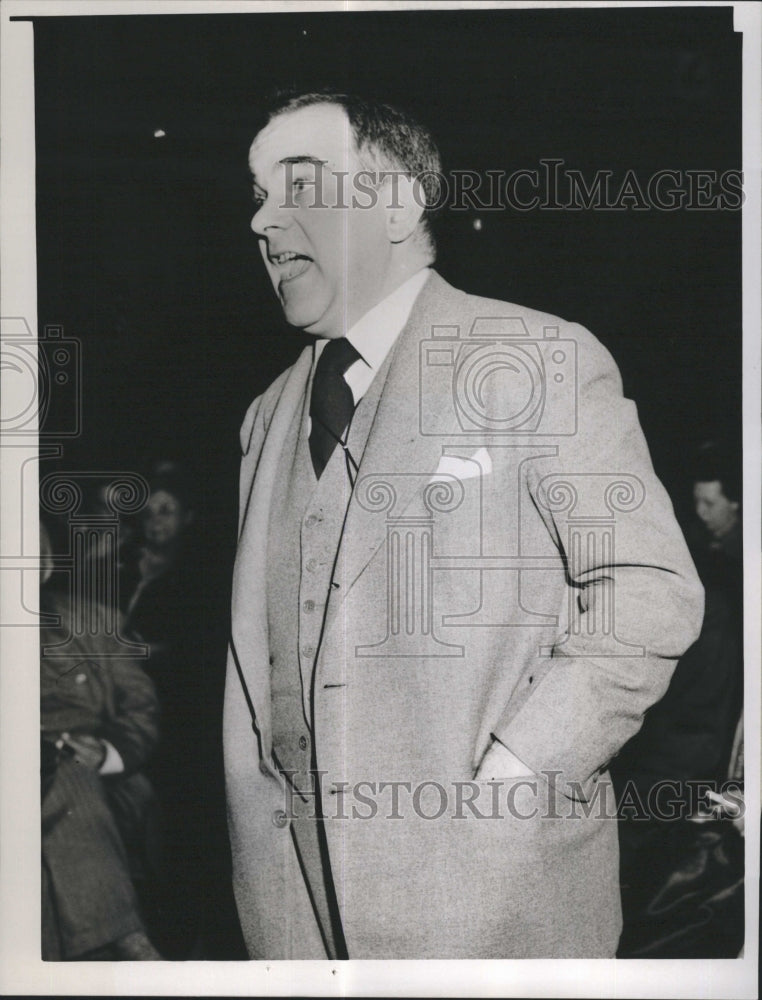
[322, 270, 471, 639]
[230, 344, 314, 759]
[231, 270, 470, 754]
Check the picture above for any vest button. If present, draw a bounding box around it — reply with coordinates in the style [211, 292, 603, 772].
[298, 735, 309, 751]
[271, 809, 289, 829]
[306, 558, 317, 572]
[302, 600, 315, 613]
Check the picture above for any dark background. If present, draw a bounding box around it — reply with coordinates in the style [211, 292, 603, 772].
[33, 7, 742, 508]
[29, 5, 742, 956]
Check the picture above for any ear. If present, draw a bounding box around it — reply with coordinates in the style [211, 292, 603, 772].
[382, 173, 426, 244]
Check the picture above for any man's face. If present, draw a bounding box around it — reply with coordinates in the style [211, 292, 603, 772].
[693, 480, 739, 539]
[248, 103, 392, 338]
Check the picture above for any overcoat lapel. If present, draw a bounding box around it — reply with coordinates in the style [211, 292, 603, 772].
[323, 272, 468, 637]
[230, 346, 313, 757]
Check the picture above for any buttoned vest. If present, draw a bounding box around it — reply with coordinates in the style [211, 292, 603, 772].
[266, 346, 395, 788]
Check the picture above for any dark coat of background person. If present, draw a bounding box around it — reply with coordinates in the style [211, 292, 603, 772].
[611, 499, 744, 959]
[41, 588, 160, 959]
[29, 6, 741, 957]
[119, 537, 207, 956]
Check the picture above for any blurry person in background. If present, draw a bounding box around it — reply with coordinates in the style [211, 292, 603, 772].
[694, 479, 740, 544]
[122, 461, 197, 663]
[85, 479, 141, 570]
[40, 519, 162, 960]
[120, 460, 206, 957]
[612, 440, 744, 958]
[691, 443, 742, 565]
[687, 442, 744, 831]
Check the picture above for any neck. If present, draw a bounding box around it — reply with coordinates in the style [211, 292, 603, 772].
[380, 253, 430, 298]
[343, 251, 430, 334]
[142, 540, 179, 565]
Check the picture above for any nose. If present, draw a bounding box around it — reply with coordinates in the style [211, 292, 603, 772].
[251, 194, 285, 237]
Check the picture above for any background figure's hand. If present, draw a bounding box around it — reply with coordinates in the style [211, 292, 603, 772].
[705, 789, 745, 836]
[57, 732, 107, 771]
[474, 738, 534, 782]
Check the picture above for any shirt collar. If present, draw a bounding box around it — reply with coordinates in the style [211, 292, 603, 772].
[314, 267, 431, 372]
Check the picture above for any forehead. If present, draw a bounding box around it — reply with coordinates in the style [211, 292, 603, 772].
[148, 489, 181, 508]
[693, 480, 726, 502]
[248, 103, 358, 179]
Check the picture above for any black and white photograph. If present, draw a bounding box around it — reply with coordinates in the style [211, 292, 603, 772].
[0, 1, 759, 996]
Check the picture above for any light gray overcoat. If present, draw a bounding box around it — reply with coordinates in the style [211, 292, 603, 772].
[224, 272, 704, 958]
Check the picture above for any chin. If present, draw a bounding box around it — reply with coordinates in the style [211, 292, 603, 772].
[283, 301, 335, 337]
[278, 290, 313, 327]
[283, 309, 319, 333]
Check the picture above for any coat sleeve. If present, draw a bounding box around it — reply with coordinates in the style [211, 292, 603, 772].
[98, 657, 159, 774]
[97, 607, 160, 774]
[493, 323, 705, 800]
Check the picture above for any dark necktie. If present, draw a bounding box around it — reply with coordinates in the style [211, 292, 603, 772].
[309, 338, 361, 478]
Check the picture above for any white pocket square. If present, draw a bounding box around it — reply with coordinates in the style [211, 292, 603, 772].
[430, 448, 492, 482]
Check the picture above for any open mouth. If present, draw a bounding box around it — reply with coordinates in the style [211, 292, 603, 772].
[269, 250, 313, 282]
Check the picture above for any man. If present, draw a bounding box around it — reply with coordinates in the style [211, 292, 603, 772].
[692, 449, 742, 559]
[223, 90, 704, 959]
[611, 444, 743, 957]
[613, 443, 742, 807]
[40, 521, 162, 960]
[680, 445, 743, 792]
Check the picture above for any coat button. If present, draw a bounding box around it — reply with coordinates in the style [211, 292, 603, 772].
[306, 558, 317, 572]
[302, 645, 315, 659]
[302, 600, 315, 613]
[272, 809, 289, 828]
[298, 735, 309, 751]
[75, 673, 87, 684]
[259, 760, 271, 776]
[305, 514, 319, 528]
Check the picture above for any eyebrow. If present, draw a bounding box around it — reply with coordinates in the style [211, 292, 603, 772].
[278, 156, 328, 167]
[251, 155, 328, 188]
